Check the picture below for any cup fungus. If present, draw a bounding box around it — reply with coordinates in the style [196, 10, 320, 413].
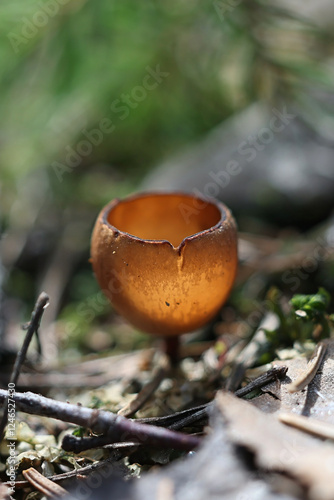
[91, 191, 237, 349]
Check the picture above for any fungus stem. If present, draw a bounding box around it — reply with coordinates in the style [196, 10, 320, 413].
[164, 337, 180, 363]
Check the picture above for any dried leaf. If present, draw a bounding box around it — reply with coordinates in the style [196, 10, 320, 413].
[0, 483, 11, 500]
[216, 391, 334, 500]
[23, 467, 67, 498]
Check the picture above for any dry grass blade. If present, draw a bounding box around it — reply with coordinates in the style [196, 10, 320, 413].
[22, 468, 67, 498]
[287, 342, 327, 393]
[279, 412, 334, 441]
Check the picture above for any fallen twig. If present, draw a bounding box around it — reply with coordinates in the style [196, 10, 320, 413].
[0, 365, 288, 455]
[234, 365, 288, 397]
[0, 292, 49, 441]
[133, 365, 289, 431]
[0, 389, 200, 452]
[62, 433, 131, 453]
[64, 364, 289, 451]
[3, 452, 126, 490]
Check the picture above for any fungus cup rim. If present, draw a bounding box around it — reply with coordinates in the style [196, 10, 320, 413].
[100, 191, 229, 253]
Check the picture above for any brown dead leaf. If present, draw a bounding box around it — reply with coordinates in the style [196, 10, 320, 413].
[22, 467, 68, 498]
[132, 406, 294, 500]
[216, 391, 334, 500]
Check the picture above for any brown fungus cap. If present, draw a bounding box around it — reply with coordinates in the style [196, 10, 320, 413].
[90, 192, 238, 336]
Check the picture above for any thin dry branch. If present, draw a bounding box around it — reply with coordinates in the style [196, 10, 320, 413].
[0, 389, 200, 452]
[0, 292, 49, 441]
[3, 452, 126, 491]
[64, 364, 289, 452]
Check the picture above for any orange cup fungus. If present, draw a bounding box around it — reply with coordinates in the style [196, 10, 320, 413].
[90, 192, 238, 337]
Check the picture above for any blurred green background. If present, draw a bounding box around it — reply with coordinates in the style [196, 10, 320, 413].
[1, 0, 333, 357]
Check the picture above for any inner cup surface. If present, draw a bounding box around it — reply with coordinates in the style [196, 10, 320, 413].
[107, 193, 221, 248]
